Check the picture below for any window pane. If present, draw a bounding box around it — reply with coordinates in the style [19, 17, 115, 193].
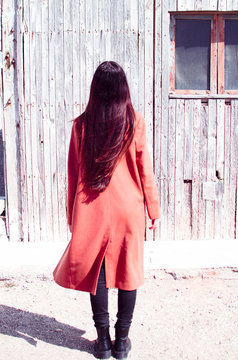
[175, 19, 211, 90]
[225, 20, 238, 90]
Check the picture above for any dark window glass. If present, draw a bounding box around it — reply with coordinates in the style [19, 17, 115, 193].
[225, 20, 238, 90]
[175, 19, 211, 90]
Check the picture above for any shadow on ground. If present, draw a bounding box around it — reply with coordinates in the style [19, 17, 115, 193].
[0, 305, 94, 355]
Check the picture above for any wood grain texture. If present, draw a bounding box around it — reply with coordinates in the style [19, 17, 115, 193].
[3, 0, 238, 242]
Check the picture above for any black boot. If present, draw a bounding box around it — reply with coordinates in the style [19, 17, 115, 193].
[94, 327, 112, 359]
[112, 327, 131, 359]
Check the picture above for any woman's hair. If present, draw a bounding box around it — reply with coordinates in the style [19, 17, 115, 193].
[77, 61, 135, 192]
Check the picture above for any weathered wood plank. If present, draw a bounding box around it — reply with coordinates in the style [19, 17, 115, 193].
[48, 0, 58, 241]
[169, 0, 177, 11]
[226, 0, 233, 10]
[232, 0, 238, 11]
[216, 100, 225, 181]
[175, 99, 185, 239]
[184, 101, 193, 181]
[191, 100, 200, 240]
[177, 0, 195, 11]
[72, 0, 81, 118]
[144, 0, 154, 241]
[223, 103, 231, 238]
[104, 0, 111, 61]
[160, 1, 170, 240]
[230, 100, 238, 238]
[35, 29, 46, 242]
[144, 0, 154, 157]
[79, 0, 87, 111]
[42, 0, 54, 242]
[194, 0, 203, 10]
[199, 103, 208, 239]
[208, 0, 218, 10]
[217, 0, 227, 10]
[200, 0, 211, 9]
[2, 0, 22, 240]
[16, 0, 28, 242]
[55, 0, 67, 240]
[205, 99, 216, 239]
[138, 0, 145, 115]
[167, 99, 176, 240]
[154, 0, 162, 240]
[22, 0, 34, 242]
[130, 0, 139, 108]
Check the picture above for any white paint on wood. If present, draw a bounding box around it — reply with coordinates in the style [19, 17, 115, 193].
[218, 0, 227, 10]
[4, 0, 238, 243]
[178, 0, 195, 11]
[3, 0, 21, 240]
[209, 0, 218, 10]
[232, 0, 238, 11]
[160, 1, 170, 240]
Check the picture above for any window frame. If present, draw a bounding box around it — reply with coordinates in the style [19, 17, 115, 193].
[169, 13, 238, 95]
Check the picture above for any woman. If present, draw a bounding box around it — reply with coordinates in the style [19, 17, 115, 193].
[53, 61, 160, 359]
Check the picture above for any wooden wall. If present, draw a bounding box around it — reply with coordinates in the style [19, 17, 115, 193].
[2, 0, 238, 241]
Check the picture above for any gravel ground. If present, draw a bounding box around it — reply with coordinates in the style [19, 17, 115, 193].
[1, 267, 238, 360]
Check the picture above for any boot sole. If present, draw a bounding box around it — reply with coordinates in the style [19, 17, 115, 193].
[112, 340, 131, 359]
[94, 349, 112, 359]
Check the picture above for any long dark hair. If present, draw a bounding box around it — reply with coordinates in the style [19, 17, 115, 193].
[77, 61, 135, 192]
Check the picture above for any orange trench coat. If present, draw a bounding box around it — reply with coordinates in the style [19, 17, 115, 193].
[53, 112, 160, 295]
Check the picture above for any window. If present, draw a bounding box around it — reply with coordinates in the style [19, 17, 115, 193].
[170, 14, 238, 94]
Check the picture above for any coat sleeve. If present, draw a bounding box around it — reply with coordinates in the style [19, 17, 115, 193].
[135, 114, 161, 220]
[67, 121, 80, 226]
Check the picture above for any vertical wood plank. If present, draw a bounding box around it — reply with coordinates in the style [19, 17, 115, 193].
[223, 103, 232, 238]
[130, 0, 139, 109]
[35, 8, 46, 242]
[85, 0, 94, 100]
[230, 100, 238, 238]
[191, 100, 200, 240]
[103, 0, 111, 61]
[167, 99, 176, 240]
[194, 0, 203, 10]
[17, 0, 28, 242]
[184, 101, 193, 181]
[138, 0, 145, 115]
[232, 0, 238, 10]
[22, 0, 34, 242]
[72, 0, 81, 118]
[160, 1, 170, 240]
[199, 103, 208, 239]
[200, 0, 210, 9]
[2, 0, 22, 240]
[48, 0, 58, 241]
[177, 0, 195, 11]
[205, 99, 216, 239]
[208, 0, 218, 10]
[144, 0, 154, 157]
[175, 99, 185, 239]
[64, 0, 74, 239]
[154, 0, 162, 240]
[42, 0, 54, 241]
[218, 0, 227, 10]
[29, 0, 41, 241]
[64, 0, 74, 182]
[226, 0, 233, 10]
[169, 0, 177, 11]
[145, 0, 154, 241]
[55, 0, 67, 240]
[216, 100, 225, 181]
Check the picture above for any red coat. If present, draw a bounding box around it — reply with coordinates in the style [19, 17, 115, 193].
[53, 112, 160, 295]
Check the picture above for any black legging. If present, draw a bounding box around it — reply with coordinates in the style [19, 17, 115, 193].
[90, 261, 137, 329]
